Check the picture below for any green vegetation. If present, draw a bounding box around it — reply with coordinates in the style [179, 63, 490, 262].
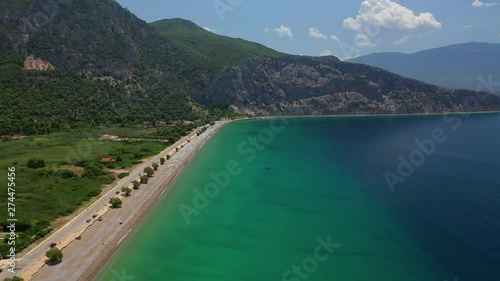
[0, 2, 240, 137]
[152, 162, 159, 171]
[55, 169, 75, 179]
[150, 18, 282, 85]
[0, 0, 32, 14]
[160, 157, 165, 165]
[26, 158, 45, 169]
[118, 172, 129, 179]
[155, 123, 198, 142]
[132, 180, 140, 190]
[0, 62, 199, 135]
[109, 197, 122, 208]
[0, 221, 52, 259]
[0, 127, 171, 257]
[144, 167, 154, 177]
[140, 175, 149, 184]
[45, 247, 63, 263]
[121, 186, 132, 197]
[3, 276, 25, 281]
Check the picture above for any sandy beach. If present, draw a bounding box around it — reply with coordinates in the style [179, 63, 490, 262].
[4, 121, 228, 281]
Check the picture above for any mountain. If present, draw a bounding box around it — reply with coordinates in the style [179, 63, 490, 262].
[348, 42, 500, 91]
[150, 18, 282, 85]
[0, 0, 275, 135]
[0, 1, 499, 135]
[194, 56, 500, 116]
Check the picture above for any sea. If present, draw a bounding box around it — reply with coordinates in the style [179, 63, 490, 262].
[95, 114, 500, 281]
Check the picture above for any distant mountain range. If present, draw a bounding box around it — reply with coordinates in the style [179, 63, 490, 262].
[1, 1, 499, 135]
[348, 42, 500, 91]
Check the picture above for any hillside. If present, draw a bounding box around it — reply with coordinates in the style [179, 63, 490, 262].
[194, 56, 500, 116]
[0, 0, 200, 135]
[150, 18, 282, 85]
[1, 1, 500, 137]
[348, 42, 500, 91]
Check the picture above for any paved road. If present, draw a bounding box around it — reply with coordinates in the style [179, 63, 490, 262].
[0, 123, 223, 280]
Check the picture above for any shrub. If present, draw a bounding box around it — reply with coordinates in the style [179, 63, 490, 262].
[143, 167, 154, 177]
[109, 197, 122, 208]
[118, 173, 129, 179]
[27, 158, 45, 169]
[45, 247, 63, 263]
[55, 169, 75, 179]
[87, 190, 100, 198]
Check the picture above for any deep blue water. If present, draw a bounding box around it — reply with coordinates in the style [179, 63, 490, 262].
[320, 114, 500, 281]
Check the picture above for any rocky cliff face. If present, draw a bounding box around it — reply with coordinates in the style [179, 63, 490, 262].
[193, 56, 500, 116]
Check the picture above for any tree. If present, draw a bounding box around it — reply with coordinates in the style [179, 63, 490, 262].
[82, 163, 106, 177]
[121, 186, 132, 196]
[140, 175, 149, 184]
[3, 277, 24, 281]
[152, 162, 159, 171]
[109, 197, 122, 208]
[160, 157, 165, 165]
[45, 247, 63, 263]
[132, 180, 140, 190]
[27, 158, 45, 169]
[144, 167, 154, 177]
[166, 154, 171, 160]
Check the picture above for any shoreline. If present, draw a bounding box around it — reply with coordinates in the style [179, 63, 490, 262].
[78, 122, 227, 281]
[250, 110, 500, 120]
[14, 110, 500, 280]
[11, 121, 227, 281]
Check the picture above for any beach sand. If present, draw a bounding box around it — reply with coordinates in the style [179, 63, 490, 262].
[23, 122, 227, 281]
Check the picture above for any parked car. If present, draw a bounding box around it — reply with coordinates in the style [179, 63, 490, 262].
[50, 242, 57, 248]
[86, 218, 91, 223]
[92, 214, 97, 218]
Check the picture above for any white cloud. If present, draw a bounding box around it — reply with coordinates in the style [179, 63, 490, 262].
[472, 0, 497, 7]
[309, 27, 327, 39]
[203, 27, 216, 33]
[356, 34, 376, 47]
[320, 50, 333, 56]
[263, 28, 270, 33]
[273, 25, 293, 39]
[343, 0, 442, 47]
[330, 34, 341, 43]
[462, 24, 474, 30]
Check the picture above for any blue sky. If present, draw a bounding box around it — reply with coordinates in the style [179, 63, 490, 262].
[115, 0, 500, 60]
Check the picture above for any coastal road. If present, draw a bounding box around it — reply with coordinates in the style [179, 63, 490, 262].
[0, 122, 225, 281]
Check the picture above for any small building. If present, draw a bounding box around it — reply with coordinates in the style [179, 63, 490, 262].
[101, 157, 116, 164]
[143, 120, 151, 126]
[157, 121, 167, 127]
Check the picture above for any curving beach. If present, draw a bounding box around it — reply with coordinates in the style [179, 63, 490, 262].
[9, 121, 228, 281]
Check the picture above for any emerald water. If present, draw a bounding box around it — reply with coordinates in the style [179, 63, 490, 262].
[95, 114, 500, 281]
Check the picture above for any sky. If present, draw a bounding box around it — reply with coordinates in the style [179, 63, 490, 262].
[115, 0, 500, 60]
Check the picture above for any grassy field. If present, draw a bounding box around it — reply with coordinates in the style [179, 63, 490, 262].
[0, 126, 168, 223]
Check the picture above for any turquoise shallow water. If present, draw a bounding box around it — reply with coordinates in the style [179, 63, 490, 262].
[95, 114, 500, 281]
